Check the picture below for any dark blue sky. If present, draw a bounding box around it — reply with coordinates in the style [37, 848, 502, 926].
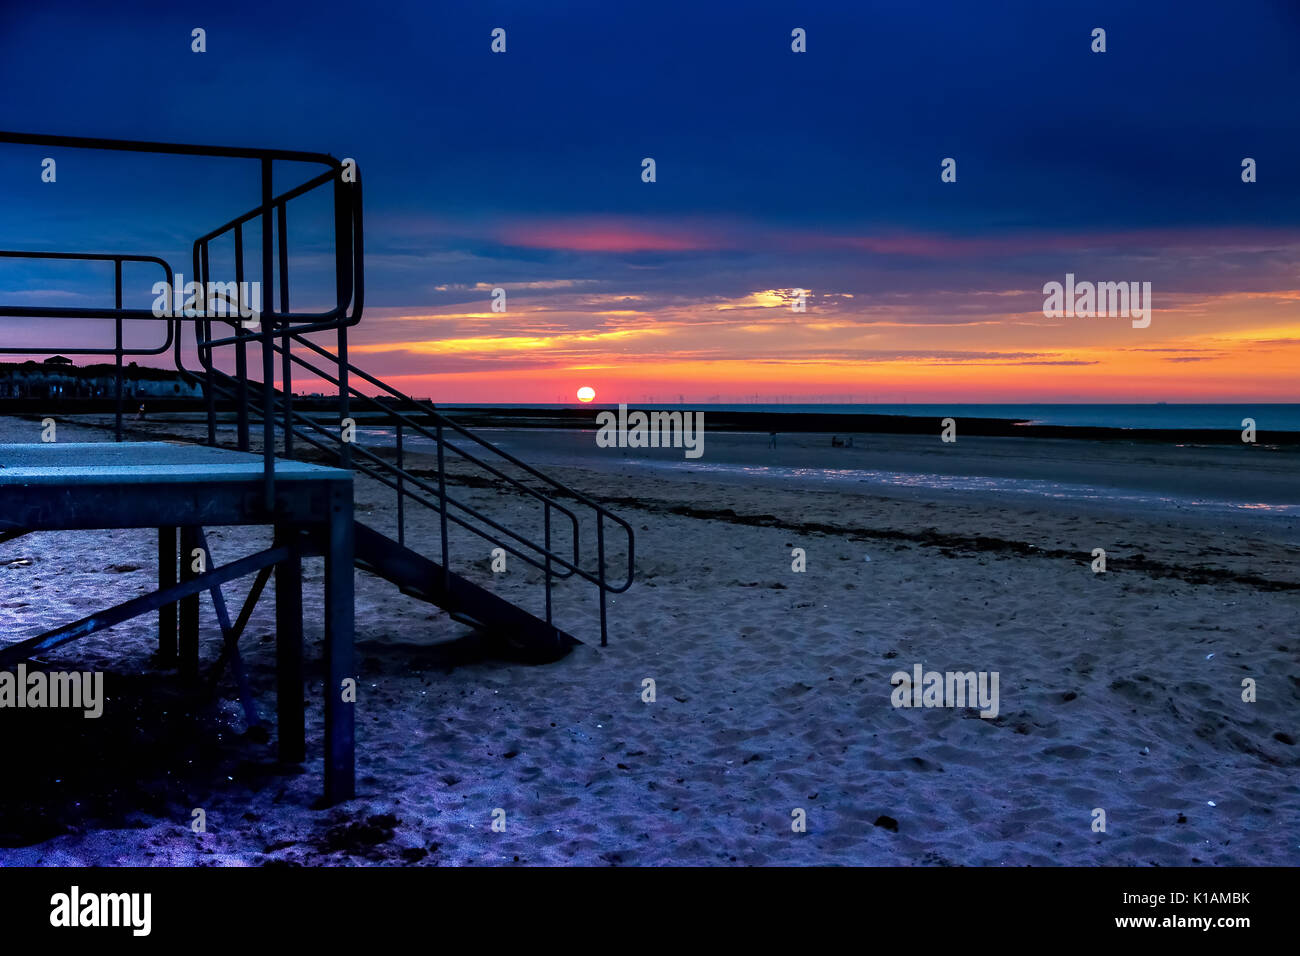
[5, 1, 1297, 236]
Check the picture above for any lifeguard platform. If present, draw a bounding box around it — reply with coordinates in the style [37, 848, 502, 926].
[0, 132, 634, 806]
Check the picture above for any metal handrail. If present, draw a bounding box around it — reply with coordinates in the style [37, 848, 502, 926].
[180, 316, 635, 643]
[0, 251, 176, 327]
[192, 166, 363, 329]
[174, 259, 636, 595]
[287, 334, 637, 576]
[0, 131, 360, 509]
[191, 355, 589, 583]
[181, 337, 612, 587]
[0, 250, 177, 441]
[278, 335, 635, 592]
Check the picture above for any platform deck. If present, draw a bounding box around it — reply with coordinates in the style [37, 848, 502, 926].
[0, 440, 341, 485]
[0, 440, 355, 803]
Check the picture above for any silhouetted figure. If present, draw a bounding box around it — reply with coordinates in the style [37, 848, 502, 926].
[136, 403, 146, 421]
[768, 431, 777, 449]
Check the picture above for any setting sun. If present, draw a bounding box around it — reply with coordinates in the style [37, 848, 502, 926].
[576, 386, 596, 403]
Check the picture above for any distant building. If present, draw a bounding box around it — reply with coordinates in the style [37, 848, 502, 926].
[0, 359, 203, 400]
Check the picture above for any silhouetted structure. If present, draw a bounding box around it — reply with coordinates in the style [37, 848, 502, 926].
[0, 131, 634, 806]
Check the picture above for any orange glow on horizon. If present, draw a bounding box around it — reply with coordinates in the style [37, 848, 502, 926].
[301, 291, 1300, 404]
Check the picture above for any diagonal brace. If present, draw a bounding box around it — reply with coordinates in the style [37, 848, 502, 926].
[0, 545, 291, 668]
[198, 528, 270, 728]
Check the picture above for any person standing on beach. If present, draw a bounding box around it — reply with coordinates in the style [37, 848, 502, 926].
[768, 431, 777, 449]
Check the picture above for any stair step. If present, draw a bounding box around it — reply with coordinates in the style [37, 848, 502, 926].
[344, 521, 579, 658]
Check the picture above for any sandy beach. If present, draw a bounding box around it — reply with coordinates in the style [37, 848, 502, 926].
[1, 413, 1297, 866]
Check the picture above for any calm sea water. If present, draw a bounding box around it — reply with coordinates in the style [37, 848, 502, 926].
[445, 403, 1300, 432]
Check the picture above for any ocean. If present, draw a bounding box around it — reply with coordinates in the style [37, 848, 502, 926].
[442, 403, 1300, 432]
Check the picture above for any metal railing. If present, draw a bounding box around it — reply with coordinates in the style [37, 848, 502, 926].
[0, 130, 357, 502]
[182, 329, 635, 643]
[0, 250, 174, 441]
[0, 131, 634, 645]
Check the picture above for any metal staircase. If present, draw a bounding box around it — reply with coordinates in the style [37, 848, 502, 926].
[0, 131, 635, 653]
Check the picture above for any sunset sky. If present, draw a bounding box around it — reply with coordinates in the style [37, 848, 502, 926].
[1, 0, 1298, 403]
